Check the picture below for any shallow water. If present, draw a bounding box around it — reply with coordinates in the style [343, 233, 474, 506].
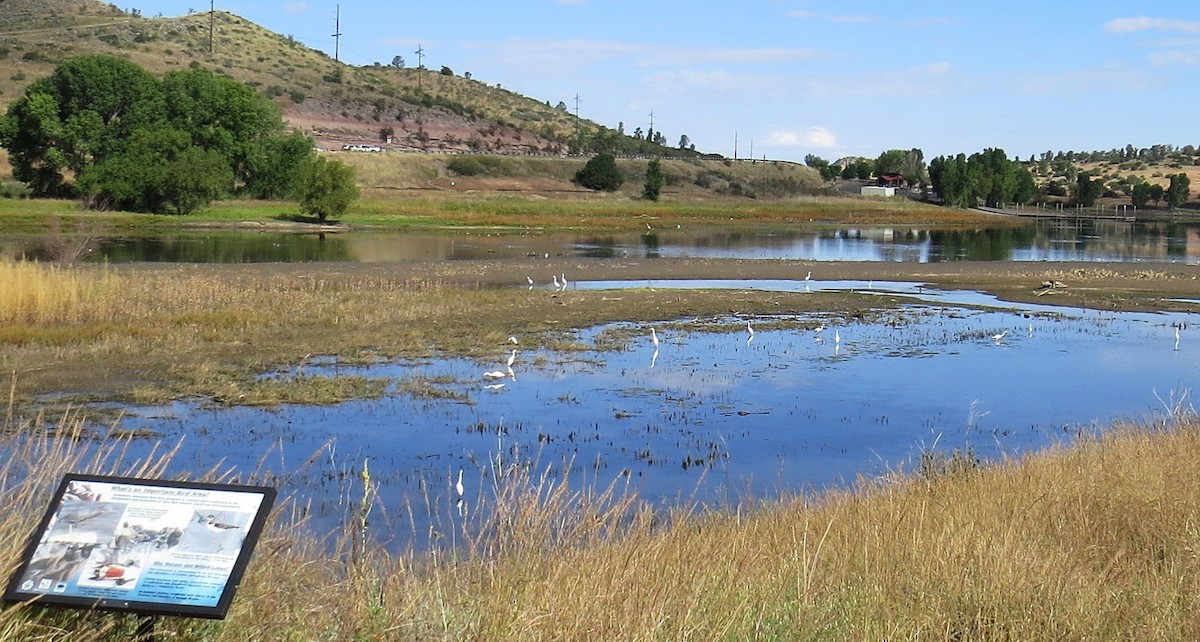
[94, 279, 1200, 549]
[5, 217, 1200, 263]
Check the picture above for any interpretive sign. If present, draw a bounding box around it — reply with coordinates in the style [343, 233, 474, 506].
[4, 473, 276, 619]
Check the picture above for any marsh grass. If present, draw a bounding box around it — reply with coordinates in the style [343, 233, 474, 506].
[1, 258, 881, 404]
[2, 385, 1199, 640]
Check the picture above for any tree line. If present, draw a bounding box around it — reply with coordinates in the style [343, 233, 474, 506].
[0, 55, 357, 219]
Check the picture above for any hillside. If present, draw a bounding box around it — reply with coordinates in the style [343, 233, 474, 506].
[0, 0, 634, 155]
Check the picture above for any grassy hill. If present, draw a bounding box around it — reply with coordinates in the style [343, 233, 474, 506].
[0, 0, 838, 201]
[0, 0, 620, 155]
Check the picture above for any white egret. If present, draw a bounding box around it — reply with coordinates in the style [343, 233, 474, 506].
[506, 348, 517, 368]
[483, 370, 507, 379]
[992, 330, 1007, 342]
[834, 328, 841, 344]
[1175, 325, 1181, 351]
[805, 270, 812, 281]
[561, 273, 568, 290]
[455, 468, 464, 497]
[746, 319, 755, 344]
[651, 327, 659, 348]
[508, 336, 519, 345]
[814, 324, 825, 334]
[526, 276, 534, 290]
[552, 274, 560, 289]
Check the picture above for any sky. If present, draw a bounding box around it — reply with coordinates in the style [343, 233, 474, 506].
[130, 0, 1200, 163]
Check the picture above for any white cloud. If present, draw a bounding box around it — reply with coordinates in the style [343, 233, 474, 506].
[765, 127, 838, 148]
[926, 62, 952, 75]
[1104, 17, 1200, 34]
[284, 1, 308, 14]
[1149, 50, 1200, 65]
[786, 10, 877, 24]
[1014, 65, 1163, 94]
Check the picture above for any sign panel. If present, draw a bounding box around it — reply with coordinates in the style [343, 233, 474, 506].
[4, 474, 276, 619]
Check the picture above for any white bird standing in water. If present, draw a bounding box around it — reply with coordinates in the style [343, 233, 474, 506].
[1175, 325, 1181, 351]
[992, 330, 1007, 342]
[746, 319, 755, 344]
[834, 328, 840, 344]
[526, 276, 534, 290]
[805, 270, 812, 281]
[560, 273, 568, 291]
[650, 327, 659, 348]
[552, 274, 560, 289]
[455, 468, 465, 497]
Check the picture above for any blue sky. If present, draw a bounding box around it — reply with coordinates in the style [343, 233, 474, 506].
[134, 1, 1199, 163]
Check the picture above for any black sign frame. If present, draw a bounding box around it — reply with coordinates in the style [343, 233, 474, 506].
[4, 473, 276, 619]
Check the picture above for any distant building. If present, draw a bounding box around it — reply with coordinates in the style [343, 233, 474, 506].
[861, 186, 895, 197]
[877, 173, 906, 187]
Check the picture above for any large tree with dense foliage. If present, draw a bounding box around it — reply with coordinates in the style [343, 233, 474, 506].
[295, 157, 358, 222]
[0, 55, 163, 196]
[929, 148, 1035, 209]
[0, 55, 313, 213]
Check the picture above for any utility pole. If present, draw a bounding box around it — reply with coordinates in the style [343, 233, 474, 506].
[648, 110, 655, 143]
[734, 131, 738, 160]
[208, 0, 214, 54]
[415, 45, 425, 90]
[331, 5, 342, 62]
[573, 93, 582, 144]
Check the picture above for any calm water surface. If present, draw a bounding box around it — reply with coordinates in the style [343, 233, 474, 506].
[4, 217, 1200, 263]
[85, 280, 1200, 549]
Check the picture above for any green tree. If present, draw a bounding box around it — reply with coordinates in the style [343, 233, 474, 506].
[1075, 171, 1104, 207]
[295, 157, 358, 222]
[854, 159, 872, 180]
[574, 153, 623, 191]
[76, 125, 230, 214]
[929, 153, 973, 209]
[1150, 183, 1164, 206]
[162, 64, 288, 194]
[874, 149, 907, 177]
[241, 131, 314, 199]
[642, 158, 664, 201]
[1131, 181, 1152, 208]
[1166, 173, 1191, 209]
[0, 54, 163, 196]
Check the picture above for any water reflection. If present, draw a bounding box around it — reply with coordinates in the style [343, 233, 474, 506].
[91, 282, 1199, 550]
[2, 218, 1198, 263]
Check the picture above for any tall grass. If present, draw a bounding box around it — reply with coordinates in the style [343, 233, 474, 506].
[3, 377, 1199, 640]
[0, 260, 121, 326]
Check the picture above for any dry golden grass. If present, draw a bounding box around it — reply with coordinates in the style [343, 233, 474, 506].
[0, 260, 122, 325]
[2, 385, 1198, 640]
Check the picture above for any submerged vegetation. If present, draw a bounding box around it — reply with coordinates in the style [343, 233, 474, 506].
[1, 392, 1198, 640]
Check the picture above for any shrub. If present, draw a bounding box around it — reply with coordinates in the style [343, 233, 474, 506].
[574, 153, 623, 191]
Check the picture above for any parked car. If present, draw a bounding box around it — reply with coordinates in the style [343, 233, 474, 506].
[341, 144, 382, 152]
